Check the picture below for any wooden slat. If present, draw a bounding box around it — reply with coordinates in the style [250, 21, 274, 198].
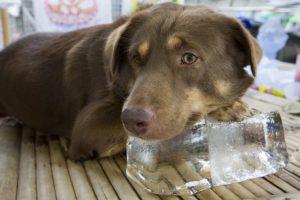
[251, 178, 284, 195]
[289, 134, 300, 140]
[0, 124, 21, 200]
[246, 89, 288, 107]
[58, 136, 97, 199]
[56, 137, 98, 200]
[161, 196, 181, 200]
[212, 186, 240, 200]
[264, 174, 298, 193]
[287, 147, 296, 155]
[276, 170, 300, 190]
[114, 155, 161, 200]
[99, 158, 140, 200]
[285, 136, 300, 149]
[287, 140, 300, 152]
[36, 133, 56, 200]
[285, 163, 300, 177]
[196, 189, 222, 200]
[243, 96, 280, 112]
[239, 180, 271, 197]
[226, 183, 256, 199]
[67, 160, 97, 200]
[17, 126, 36, 200]
[291, 160, 300, 168]
[286, 134, 300, 141]
[84, 160, 119, 200]
[256, 191, 300, 200]
[48, 137, 76, 200]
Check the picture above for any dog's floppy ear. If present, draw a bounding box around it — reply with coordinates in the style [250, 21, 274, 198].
[104, 20, 131, 84]
[227, 17, 263, 76]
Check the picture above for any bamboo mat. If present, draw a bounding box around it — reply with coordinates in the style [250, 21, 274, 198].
[1, 89, 300, 200]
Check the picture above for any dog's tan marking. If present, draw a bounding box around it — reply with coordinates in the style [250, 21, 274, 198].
[186, 88, 208, 113]
[167, 35, 182, 49]
[138, 41, 149, 58]
[215, 80, 231, 96]
[186, 88, 220, 116]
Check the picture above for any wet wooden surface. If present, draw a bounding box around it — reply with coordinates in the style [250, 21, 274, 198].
[0, 89, 300, 200]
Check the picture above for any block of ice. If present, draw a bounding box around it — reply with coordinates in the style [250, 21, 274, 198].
[208, 112, 288, 186]
[126, 111, 289, 195]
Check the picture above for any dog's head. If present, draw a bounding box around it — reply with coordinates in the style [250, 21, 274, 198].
[104, 3, 262, 141]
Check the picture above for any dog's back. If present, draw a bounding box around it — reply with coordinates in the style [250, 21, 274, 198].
[0, 25, 111, 136]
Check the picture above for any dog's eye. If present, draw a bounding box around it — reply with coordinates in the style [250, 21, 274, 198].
[181, 53, 198, 65]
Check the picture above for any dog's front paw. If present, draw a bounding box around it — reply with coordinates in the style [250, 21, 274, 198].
[208, 100, 252, 121]
[67, 141, 126, 161]
[68, 145, 99, 161]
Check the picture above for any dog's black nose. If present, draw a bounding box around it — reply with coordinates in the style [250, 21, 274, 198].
[121, 108, 153, 135]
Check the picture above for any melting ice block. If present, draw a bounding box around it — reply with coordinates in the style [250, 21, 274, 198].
[126, 111, 289, 195]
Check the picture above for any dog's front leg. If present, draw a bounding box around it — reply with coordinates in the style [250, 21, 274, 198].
[208, 99, 253, 121]
[68, 101, 127, 161]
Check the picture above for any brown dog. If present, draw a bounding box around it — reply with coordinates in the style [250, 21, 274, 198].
[0, 3, 262, 160]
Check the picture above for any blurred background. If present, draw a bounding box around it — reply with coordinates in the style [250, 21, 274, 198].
[0, 0, 300, 100]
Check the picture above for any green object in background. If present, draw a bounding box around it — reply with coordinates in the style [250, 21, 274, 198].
[131, 0, 138, 11]
[287, 14, 300, 25]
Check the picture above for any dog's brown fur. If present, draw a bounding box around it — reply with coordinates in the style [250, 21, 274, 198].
[0, 3, 262, 160]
